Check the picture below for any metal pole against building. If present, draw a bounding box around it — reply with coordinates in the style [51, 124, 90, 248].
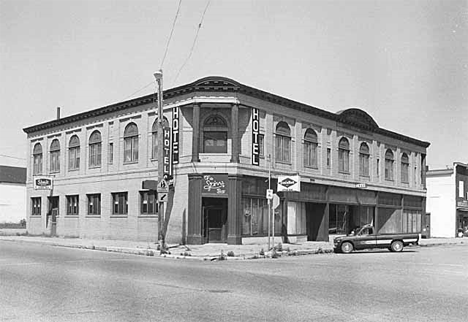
[154, 70, 164, 249]
[268, 154, 271, 250]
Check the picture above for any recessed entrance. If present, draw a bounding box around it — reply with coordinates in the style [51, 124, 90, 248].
[202, 198, 227, 243]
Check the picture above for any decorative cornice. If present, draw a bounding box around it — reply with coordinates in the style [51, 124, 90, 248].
[22, 76, 430, 148]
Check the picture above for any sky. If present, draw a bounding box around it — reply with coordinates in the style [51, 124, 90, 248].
[1, 0, 467, 169]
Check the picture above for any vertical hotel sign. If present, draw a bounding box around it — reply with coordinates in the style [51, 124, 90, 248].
[163, 127, 172, 176]
[252, 108, 260, 165]
[172, 106, 179, 165]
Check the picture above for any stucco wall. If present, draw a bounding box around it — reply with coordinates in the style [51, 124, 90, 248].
[427, 173, 455, 237]
[0, 183, 26, 223]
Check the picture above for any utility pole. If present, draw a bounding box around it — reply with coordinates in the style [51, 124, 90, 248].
[268, 154, 271, 250]
[154, 70, 165, 250]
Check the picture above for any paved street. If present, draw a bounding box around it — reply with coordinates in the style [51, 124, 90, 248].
[1, 242, 467, 322]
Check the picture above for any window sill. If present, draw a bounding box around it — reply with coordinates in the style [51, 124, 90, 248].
[276, 161, 292, 165]
[89, 165, 101, 169]
[86, 215, 101, 218]
[123, 161, 138, 165]
[65, 215, 79, 218]
[110, 215, 128, 218]
[304, 166, 319, 170]
[138, 214, 158, 218]
[338, 171, 351, 175]
[68, 168, 79, 172]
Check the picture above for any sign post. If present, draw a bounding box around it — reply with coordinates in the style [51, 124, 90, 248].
[154, 70, 165, 249]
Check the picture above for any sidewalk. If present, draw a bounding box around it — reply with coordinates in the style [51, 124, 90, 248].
[0, 230, 466, 260]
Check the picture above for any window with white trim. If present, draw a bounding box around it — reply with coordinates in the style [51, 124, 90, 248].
[275, 121, 291, 163]
[50, 139, 60, 173]
[68, 135, 80, 171]
[89, 131, 102, 168]
[338, 137, 350, 173]
[303, 129, 318, 168]
[124, 123, 139, 163]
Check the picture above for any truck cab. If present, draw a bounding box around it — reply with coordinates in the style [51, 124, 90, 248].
[333, 224, 419, 254]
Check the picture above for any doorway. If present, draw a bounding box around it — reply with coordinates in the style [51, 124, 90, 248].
[47, 196, 59, 236]
[202, 198, 227, 243]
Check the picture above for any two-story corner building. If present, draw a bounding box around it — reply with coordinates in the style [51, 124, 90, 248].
[426, 162, 468, 238]
[23, 76, 430, 245]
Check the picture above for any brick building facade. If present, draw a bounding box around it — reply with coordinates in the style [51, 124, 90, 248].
[23, 76, 430, 244]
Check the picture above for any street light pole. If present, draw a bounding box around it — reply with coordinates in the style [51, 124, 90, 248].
[154, 70, 164, 249]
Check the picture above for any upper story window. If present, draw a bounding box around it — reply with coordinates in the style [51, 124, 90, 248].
[303, 129, 318, 168]
[33, 143, 43, 175]
[275, 121, 291, 163]
[50, 139, 61, 173]
[89, 131, 102, 168]
[258, 134, 264, 157]
[203, 115, 227, 153]
[338, 137, 350, 173]
[151, 118, 169, 159]
[401, 153, 409, 183]
[68, 135, 80, 171]
[385, 149, 394, 181]
[359, 142, 370, 177]
[124, 123, 139, 163]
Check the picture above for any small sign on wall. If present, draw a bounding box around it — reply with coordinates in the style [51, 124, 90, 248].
[277, 175, 300, 192]
[34, 176, 53, 190]
[202, 174, 228, 195]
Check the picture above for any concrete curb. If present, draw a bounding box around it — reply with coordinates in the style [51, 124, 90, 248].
[1, 236, 466, 260]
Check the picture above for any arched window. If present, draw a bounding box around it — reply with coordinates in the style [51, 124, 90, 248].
[385, 149, 394, 180]
[401, 153, 409, 183]
[50, 139, 60, 173]
[89, 131, 102, 167]
[203, 114, 228, 153]
[68, 135, 80, 170]
[275, 121, 291, 163]
[359, 142, 370, 177]
[151, 118, 169, 159]
[338, 137, 350, 173]
[124, 123, 139, 163]
[33, 143, 43, 175]
[303, 129, 318, 168]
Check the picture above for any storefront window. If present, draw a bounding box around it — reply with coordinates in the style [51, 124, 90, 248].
[329, 204, 349, 234]
[242, 197, 269, 236]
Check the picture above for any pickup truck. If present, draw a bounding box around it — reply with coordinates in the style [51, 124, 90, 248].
[333, 224, 420, 253]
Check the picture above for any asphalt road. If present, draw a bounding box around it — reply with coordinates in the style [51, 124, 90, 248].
[1, 242, 467, 322]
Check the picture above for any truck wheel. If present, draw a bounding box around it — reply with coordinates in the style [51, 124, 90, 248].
[390, 240, 404, 252]
[341, 242, 354, 254]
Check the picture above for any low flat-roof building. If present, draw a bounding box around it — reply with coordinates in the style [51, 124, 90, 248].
[0, 165, 26, 224]
[23, 76, 430, 244]
[426, 162, 468, 238]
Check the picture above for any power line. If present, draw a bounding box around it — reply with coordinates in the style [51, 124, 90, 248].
[160, 0, 183, 69]
[0, 154, 26, 160]
[173, 0, 211, 84]
[122, 81, 154, 101]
